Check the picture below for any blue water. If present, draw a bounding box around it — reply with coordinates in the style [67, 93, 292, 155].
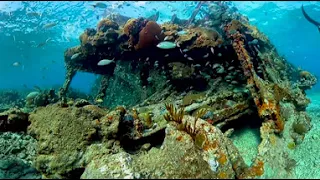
[0, 1, 319, 94]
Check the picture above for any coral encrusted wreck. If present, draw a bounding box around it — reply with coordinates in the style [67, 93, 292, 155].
[1, 2, 316, 179]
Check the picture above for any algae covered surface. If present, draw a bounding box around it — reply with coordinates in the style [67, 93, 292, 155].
[0, 1, 320, 179]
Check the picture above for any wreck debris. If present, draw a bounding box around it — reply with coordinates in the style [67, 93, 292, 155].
[185, 1, 206, 27]
[224, 20, 285, 133]
[42, 3, 318, 179]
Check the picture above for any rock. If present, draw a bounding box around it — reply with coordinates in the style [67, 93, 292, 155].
[81, 115, 247, 179]
[0, 158, 41, 179]
[81, 152, 134, 179]
[27, 103, 118, 178]
[0, 109, 29, 132]
[0, 132, 37, 165]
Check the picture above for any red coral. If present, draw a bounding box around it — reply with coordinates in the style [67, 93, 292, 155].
[134, 21, 164, 50]
[123, 18, 148, 48]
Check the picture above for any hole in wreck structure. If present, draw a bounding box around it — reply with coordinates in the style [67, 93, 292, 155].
[69, 72, 96, 94]
[222, 111, 263, 166]
[171, 77, 208, 92]
[119, 127, 166, 155]
[64, 167, 85, 179]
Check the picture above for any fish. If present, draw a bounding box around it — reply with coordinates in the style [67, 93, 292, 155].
[45, 38, 52, 43]
[248, 39, 259, 45]
[12, 62, 21, 66]
[203, 53, 209, 58]
[210, 47, 215, 54]
[97, 59, 115, 66]
[212, 63, 221, 69]
[71, 53, 81, 60]
[192, 64, 201, 67]
[301, 5, 320, 33]
[36, 38, 52, 48]
[91, 2, 108, 9]
[26, 11, 42, 17]
[33, 86, 42, 92]
[156, 41, 176, 49]
[95, 99, 104, 103]
[187, 57, 194, 61]
[177, 30, 187, 35]
[43, 22, 58, 29]
[164, 36, 170, 41]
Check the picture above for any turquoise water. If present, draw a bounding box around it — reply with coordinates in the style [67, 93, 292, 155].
[0, 1, 319, 93]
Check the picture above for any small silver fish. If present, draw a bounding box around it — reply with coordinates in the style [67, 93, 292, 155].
[97, 59, 115, 66]
[43, 22, 57, 29]
[71, 53, 81, 60]
[210, 47, 215, 54]
[12, 62, 20, 66]
[187, 57, 193, 61]
[203, 53, 209, 58]
[164, 36, 170, 41]
[45, 38, 51, 43]
[27, 11, 42, 17]
[92, 2, 108, 8]
[212, 63, 221, 69]
[36, 38, 51, 48]
[164, 54, 169, 57]
[177, 30, 187, 35]
[156, 41, 176, 49]
[182, 49, 189, 52]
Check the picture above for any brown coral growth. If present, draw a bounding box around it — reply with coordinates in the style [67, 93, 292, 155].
[163, 103, 184, 124]
[97, 18, 119, 32]
[135, 21, 163, 50]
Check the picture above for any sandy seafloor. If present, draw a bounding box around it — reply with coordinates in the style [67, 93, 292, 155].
[231, 91, 320, 179]
[292, 92, 320, 178]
